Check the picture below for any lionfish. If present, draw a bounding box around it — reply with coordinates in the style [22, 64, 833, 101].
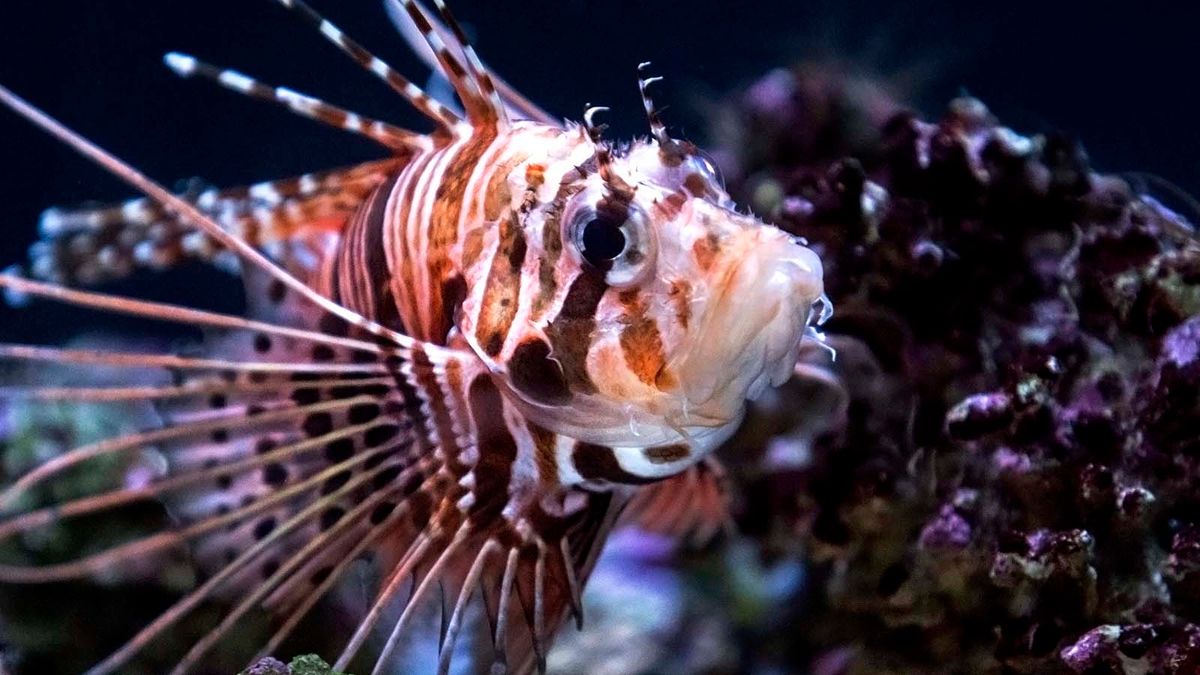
[0, 1, 827, 673]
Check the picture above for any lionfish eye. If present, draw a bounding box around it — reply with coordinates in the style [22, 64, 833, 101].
[579, 215, 627, 267]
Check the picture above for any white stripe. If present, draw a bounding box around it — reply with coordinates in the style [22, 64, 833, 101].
[163, 52, 197, 76]
[38, 208, 65, 236]
[218, 70, 256, 94]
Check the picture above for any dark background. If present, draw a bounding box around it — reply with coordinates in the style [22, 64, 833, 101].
[1, 0, 1199, 339]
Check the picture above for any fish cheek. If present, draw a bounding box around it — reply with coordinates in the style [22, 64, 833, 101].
[509, 337, 572, 406]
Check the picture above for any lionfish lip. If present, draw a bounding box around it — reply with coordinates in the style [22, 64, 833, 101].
[673, 231, 823, 414]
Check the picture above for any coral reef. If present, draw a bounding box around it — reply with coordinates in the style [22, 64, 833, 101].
[241, 655, 347, 675]
[707, 64, 1200, 674]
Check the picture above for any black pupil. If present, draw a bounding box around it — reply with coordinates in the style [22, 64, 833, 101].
[580, 216, 626, 266]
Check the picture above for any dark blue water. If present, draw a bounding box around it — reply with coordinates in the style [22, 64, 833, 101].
[1, 0, 1198, 339]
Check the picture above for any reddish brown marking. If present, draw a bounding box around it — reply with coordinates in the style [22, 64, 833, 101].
[643, 444, 690, 464]
[425, 130, 497, 341]
[467, 375, 518, 519]
[474, 210, 527, 357]
[667, 279, 691, 329]
[530, 182, 585, 321]
[520, 163, 547, 213]
[317, 108, 349, 129]
[439, 275, 467, 339]
[683, 172, 712, 198]
[658, 139, 698, 168]
[443, 357, 471, 443]
[653, 191, 688, 221]
[618, 296, 667, 387]
[528, 422, 559, 486]
[692, 232, 721, 272]
[525, 163, 546, 190]
[438, 48, 468, 80]
[482, 153, 527, 222]
[655, 366, 678, 390]
[545, 270, 607, 394]
[482, 173, 512, 222]
[461, 226, 486, 272]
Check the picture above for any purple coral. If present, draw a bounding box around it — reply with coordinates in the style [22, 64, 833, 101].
[710, 63, 1200, 673]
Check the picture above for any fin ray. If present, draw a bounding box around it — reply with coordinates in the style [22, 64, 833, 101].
[84, 450, 419, 675]
[0, 84, 448, 356]
[165, 52, 428, 152]
[384, 0, 556, 125]
[270, 0, 462, 128]
[23, 159, 399, 289]
[387, 0, 507, 130]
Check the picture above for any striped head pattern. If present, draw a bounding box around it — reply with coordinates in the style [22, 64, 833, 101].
[459, 116, 826, 483]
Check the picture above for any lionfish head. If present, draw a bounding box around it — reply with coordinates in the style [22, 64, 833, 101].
[489, 109, 827, 471]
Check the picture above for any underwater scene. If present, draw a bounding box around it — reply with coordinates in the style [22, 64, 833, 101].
[1, 1, 1199, 673]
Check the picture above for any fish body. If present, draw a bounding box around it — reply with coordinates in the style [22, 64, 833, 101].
[0, 2, 827, 673]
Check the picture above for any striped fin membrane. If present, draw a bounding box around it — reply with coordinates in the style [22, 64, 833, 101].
[23, 159, 400, 289]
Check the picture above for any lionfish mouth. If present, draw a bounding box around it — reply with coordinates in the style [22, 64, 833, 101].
[670, 227, 826, 425]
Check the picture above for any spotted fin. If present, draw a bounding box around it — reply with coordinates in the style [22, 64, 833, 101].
[15, 159, 400, 290]
[0, 84, 623, 675]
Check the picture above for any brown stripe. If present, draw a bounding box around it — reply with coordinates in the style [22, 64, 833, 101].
[474, 210, 527, 357]
[443, 357, 469, 422]
[439, 274, 467, 339]
[571, 442, 655, 485]
[508, 337, 571, 405]
[437, 48, 468, 80]
[693, 231, 721, 272]
[642, 444, 690, 464]
[425, 131, 496, 341]
[483, 153, 527, 221]
[412, 346, 465, 476]
[334, 172, 404, 330]
[683, 172, 715, 198]
[524, 164, 546, 196]
[617, 291, 667, 387]
[467, 375, 519, 519]
[528, 422, 559, 486]
[529, 180, 585, 322]
[404, 1, 434, 34]
[381, 349, 435, 458]
[545, 269, 607, 394]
